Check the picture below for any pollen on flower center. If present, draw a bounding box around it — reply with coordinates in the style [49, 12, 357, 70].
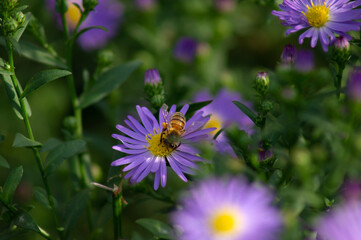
[146, 131, 174, 157]
[211, 210, 241, 235]
[204, 114, 223, 135]
[66, 3, 82, 27]
[302, 0, 329, 28]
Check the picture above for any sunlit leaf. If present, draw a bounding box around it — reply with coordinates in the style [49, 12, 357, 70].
[79, 61, 141, 109]
[21, 69, 71, 98]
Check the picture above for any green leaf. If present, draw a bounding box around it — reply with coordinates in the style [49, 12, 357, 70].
[12, 133, 42, 148]
[21, 69, 71, 98]
[33, 187, 51, 209]
[136, 218, 174, 240]
[233, 101, 257, 124]
[0, 134, 4, 144]
[13, 210, 40, 233]
[64, 190, 90, 238]
[183, 100, 212, 118]
[3, 166, 23, 203]
[13, 13, 32, 42]
[1, 74, 32, 120]
[44, 140, 87, 177]
[0, 68, 14, 75]
[73, 26, 107, 42]
[20, 41, 67, 68]
[39, 138, 63, 152]
[0, 155, 10, 169]
[79, 61, 141, 109]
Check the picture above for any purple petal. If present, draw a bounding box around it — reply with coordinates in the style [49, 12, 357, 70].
[167, 155, 188, 182]
[116, 124, 145, 142]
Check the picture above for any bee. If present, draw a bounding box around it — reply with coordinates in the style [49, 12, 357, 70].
[160, 104, 186, 150]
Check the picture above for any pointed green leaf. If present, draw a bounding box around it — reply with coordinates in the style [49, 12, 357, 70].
[20, 41, 67, 68]
[1, 74, 32, 120]
[33, 187, 51, 209]
[40, 138, 63, 152]
[12, 133, 42, 148]
[13, 210, 41, 233]
[233, 101, 257, 124]
[79, 61, 141, 109]
[13, 13, 32, 42]
[3, 166, 23, 203]
[21, 69, 71, 98]
[64, 190, 90, 238]
[0, 155, 10, 169]
[136, 218, 173, 239]
[44, 140, 86, 177]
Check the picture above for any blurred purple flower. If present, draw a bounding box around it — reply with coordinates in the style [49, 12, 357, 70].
[194, 88, 254, 156]
[317, 201, 361, 240]
[294, 49, 314, 72]
[347, 67, 361, 102]
[172, 178, 283, 240]
[174, 37, 198, 63]
[135, 0, 155, 11]
[341, 180, 361, 201]
[272, 0, 361, 52]
[281, 44, 297, 65]
[214, 0, 235, 12]
[47, 0, 123, 51]
[258, 142, 273, 161]
[111, 104, 215, 190]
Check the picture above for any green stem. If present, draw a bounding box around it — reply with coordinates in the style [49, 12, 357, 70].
[5, 39, 61, 240]
[112, 194, 123, 240]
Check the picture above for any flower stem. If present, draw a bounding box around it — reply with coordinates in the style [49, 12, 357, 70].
[5, 39, 61, 240]
[112, 193, 123, 240]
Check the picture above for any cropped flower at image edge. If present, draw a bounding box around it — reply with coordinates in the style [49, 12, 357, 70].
[272, 0, 361, 51]
[111, 104, 215, 190]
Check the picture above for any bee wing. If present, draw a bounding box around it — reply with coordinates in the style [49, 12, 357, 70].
[184, 120, 206, 134]
[161, 103, 169, 124]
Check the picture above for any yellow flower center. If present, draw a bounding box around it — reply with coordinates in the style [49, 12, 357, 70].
[66, 3, 81, 28]
[146, 131, 174, 157]
[204, 114, 223, 136]
[302, 0, 330, 28]
[212, 213, 236, 233]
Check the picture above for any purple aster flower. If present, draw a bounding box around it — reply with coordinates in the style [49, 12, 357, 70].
[174, 37, 198, 63]
[47, 0, 123, 51]
[347, 67, 361, 102]
[334, 35, 350, 50]
[214, 0, 235, 12]
[111, 104, 215, 190]
[317, 201, 361, 240]
[272, 0, 361, 52]
[172, 178, 283, 240]
[194, 88, 254, 156]
[281, 44, 297, 64]
[341, 180, 361, 201]
[294, 49, 315, 72]
[135, 0, 155, 11]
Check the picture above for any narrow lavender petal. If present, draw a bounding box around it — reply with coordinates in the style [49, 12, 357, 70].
[180, 104, 189, 115]
[171, 152, 199, 169]
[122, 153, 149, 171]
[184, 111, 204, 129]
[183, 128, 217, 139]
[124, 168, 137, 179]
[154, 170, 160, 190]
[111, 155, 138, 166]
[159, 107, 165, 128]
[178, 165, 196, 175]
[112, 133, 146, 144]
[184, 134, 211, 142]
[112, 145, 147, 155]
[177, 144, 200, 154]
[124, 119, 139, 134]
[116, 124, 146, 141]
[160, 158, 167, 187]
[136, 105, 154, 133]
[131, 156, 154, 182]
[175, 151, 205, 162]
[135, 161, 154, 183]
[151, 156, 161, 172]
[184, 117, 209, 133]
[121, 141, 146, 150]
[167, 155, 188, 182]
[142, 107, 160, 131]
[128, 115, 148, 136]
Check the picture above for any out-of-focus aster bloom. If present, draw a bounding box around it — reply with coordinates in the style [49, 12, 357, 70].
[172, 178, 283, 240]
[111, 105, 215, 190]
[194, 89, 254, 156]
[341, 180, 361, 201]
[272, 0, 361, 52]
[174, 37, 198, 63]
[47, 0, 123, 50]
[135, 0, 155, 11]
[317, 201, 361, 240]
[294, 49, 315, 72]
[281, 44, 297, 64]
[214, 0, 235, 12]
[347, 67, 361, 102]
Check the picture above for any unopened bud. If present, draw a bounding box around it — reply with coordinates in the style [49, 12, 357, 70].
[97, 50, 114, 69]
[255, 71, 269, 95]
[14, 11, 25, 26]
[262, 100, 273, 112]
[83, 0, 98, 12]
[145, 68, 161, 85]
[334, 36, 349, 51]
[281, 44, 296, 64]
[63, 116, 77, 133]
[4, 17, 18, 33]
[144, 68, 165, 109]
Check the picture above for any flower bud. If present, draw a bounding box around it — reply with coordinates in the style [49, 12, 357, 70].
[144, 69, 165, 109]
[83, 0, 98, 12]
[255, 71, 269, 95]
[14, 11, 25, 26]
[347, 67, 361, 102]
[334, 36, 349, 51]
[4, 17, 18, 33]
[281, 44, 296, 64]
[97, 50, 114, 69]
[261, 100, 273, 113]
[63, 116, 77, 133]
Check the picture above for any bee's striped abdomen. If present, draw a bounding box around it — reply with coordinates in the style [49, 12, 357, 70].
[170, 112, 186, 131]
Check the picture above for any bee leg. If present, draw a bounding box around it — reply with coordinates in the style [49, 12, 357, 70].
[173, 143, 181, 151]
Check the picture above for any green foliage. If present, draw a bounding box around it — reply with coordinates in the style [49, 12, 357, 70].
[2, 166, 23, 203]
[0, 156, 10, 169]
[136, 218, 174, 240]
[12, 133, 42, 148]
